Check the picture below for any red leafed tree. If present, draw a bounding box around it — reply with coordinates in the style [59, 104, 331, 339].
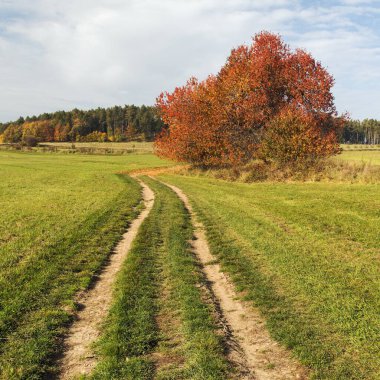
[155, 31, 345, 167]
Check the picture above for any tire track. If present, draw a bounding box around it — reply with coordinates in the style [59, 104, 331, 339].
[163, 181, 307, 380]
[58, 179, 155, 379]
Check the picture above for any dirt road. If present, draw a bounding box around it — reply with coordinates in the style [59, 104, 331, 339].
[164, 182, 307, 380]
[58, 180, 155, 379]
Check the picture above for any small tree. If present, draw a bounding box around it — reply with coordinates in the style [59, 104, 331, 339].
[22, 135, 38, 147]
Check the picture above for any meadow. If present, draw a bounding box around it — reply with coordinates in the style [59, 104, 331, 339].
[159, 173, 380, 379]
[41, 141, 154, 154]
[341, 144, 380, 151]
[0, 147, 379, 379]
[339, 149, 380, 165]
[0, 141, 154, 155]
[0, 151, 170, 378]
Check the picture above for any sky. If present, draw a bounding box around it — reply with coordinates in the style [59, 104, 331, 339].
[0, 0, 379, 122]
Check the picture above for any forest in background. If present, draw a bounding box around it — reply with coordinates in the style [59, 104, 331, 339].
[0, 105, 164, 144]
[343, 119, 380, 144]
[0, 106, 379, 147]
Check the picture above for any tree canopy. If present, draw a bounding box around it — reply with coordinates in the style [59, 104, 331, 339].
[155, 32, 346, 167]
[0, 105, 163, 144]
[342, 119, 380, 145]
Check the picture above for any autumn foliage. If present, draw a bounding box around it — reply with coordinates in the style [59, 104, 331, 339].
[0, 105, 163, 144]
[155, 32, 346, 167]
[2, 120, 55, 144]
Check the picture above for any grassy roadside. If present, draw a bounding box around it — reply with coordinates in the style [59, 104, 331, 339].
[90, 177, 228, 380]
[160, 174, 380, 380]
[0, 175, 142, 379]
[0, 151, 171, 379]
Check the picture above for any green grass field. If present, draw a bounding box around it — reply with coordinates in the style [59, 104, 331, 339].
[341, 144, 380, 151]
[159, 174, 380, 380]
[1, 148, 379, 379]
[339, 149, 380, 165]
[0, 151, 171, 378]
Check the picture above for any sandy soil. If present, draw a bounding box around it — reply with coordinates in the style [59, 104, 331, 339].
[164, 182, 308, 380]
[126, 164, 187, 177]
[58, 180, 155, 379]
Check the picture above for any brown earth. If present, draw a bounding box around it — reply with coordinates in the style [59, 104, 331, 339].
[126, 164, 187, 178]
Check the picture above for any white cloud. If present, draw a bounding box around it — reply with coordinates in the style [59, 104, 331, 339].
[0, 0, 379, 121]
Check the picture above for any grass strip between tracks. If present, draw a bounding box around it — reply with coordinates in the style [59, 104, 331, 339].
[90, 177, 228, 379]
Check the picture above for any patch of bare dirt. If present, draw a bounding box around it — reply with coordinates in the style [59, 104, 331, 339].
[164, 182, 308, 380]
[126, 164, 187, 178]
[58, 180, 155, 379]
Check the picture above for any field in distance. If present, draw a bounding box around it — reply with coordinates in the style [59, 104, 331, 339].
[42, 142, 380, 165]
[41, 141, 154, 153]
[4, 140, 380, 165]
[341, 144, 380, 151]
[339, 148, 380, 165]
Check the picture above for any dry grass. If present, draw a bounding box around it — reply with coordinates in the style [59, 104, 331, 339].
[341, 144, 380, 151]
[0, 141, 154, 155]
[42, 141, 154, 152]
[181, 158, 380, 184]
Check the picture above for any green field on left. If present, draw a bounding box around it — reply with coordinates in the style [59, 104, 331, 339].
[0, 150, 171, 378]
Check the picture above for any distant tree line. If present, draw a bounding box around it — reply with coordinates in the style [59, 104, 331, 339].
[0, 105, 164, 144]
[342, 119, 380, 144]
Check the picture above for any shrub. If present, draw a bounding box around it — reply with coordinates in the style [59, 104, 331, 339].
[259, 107, 342, 169]
[22, 135, 38, 147]
[78, 131, 108, 142]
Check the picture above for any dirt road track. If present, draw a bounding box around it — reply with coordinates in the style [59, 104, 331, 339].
[58, 173, 307, 379]
[58, 180, 154, 379]
[164, 182, 308, 380]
